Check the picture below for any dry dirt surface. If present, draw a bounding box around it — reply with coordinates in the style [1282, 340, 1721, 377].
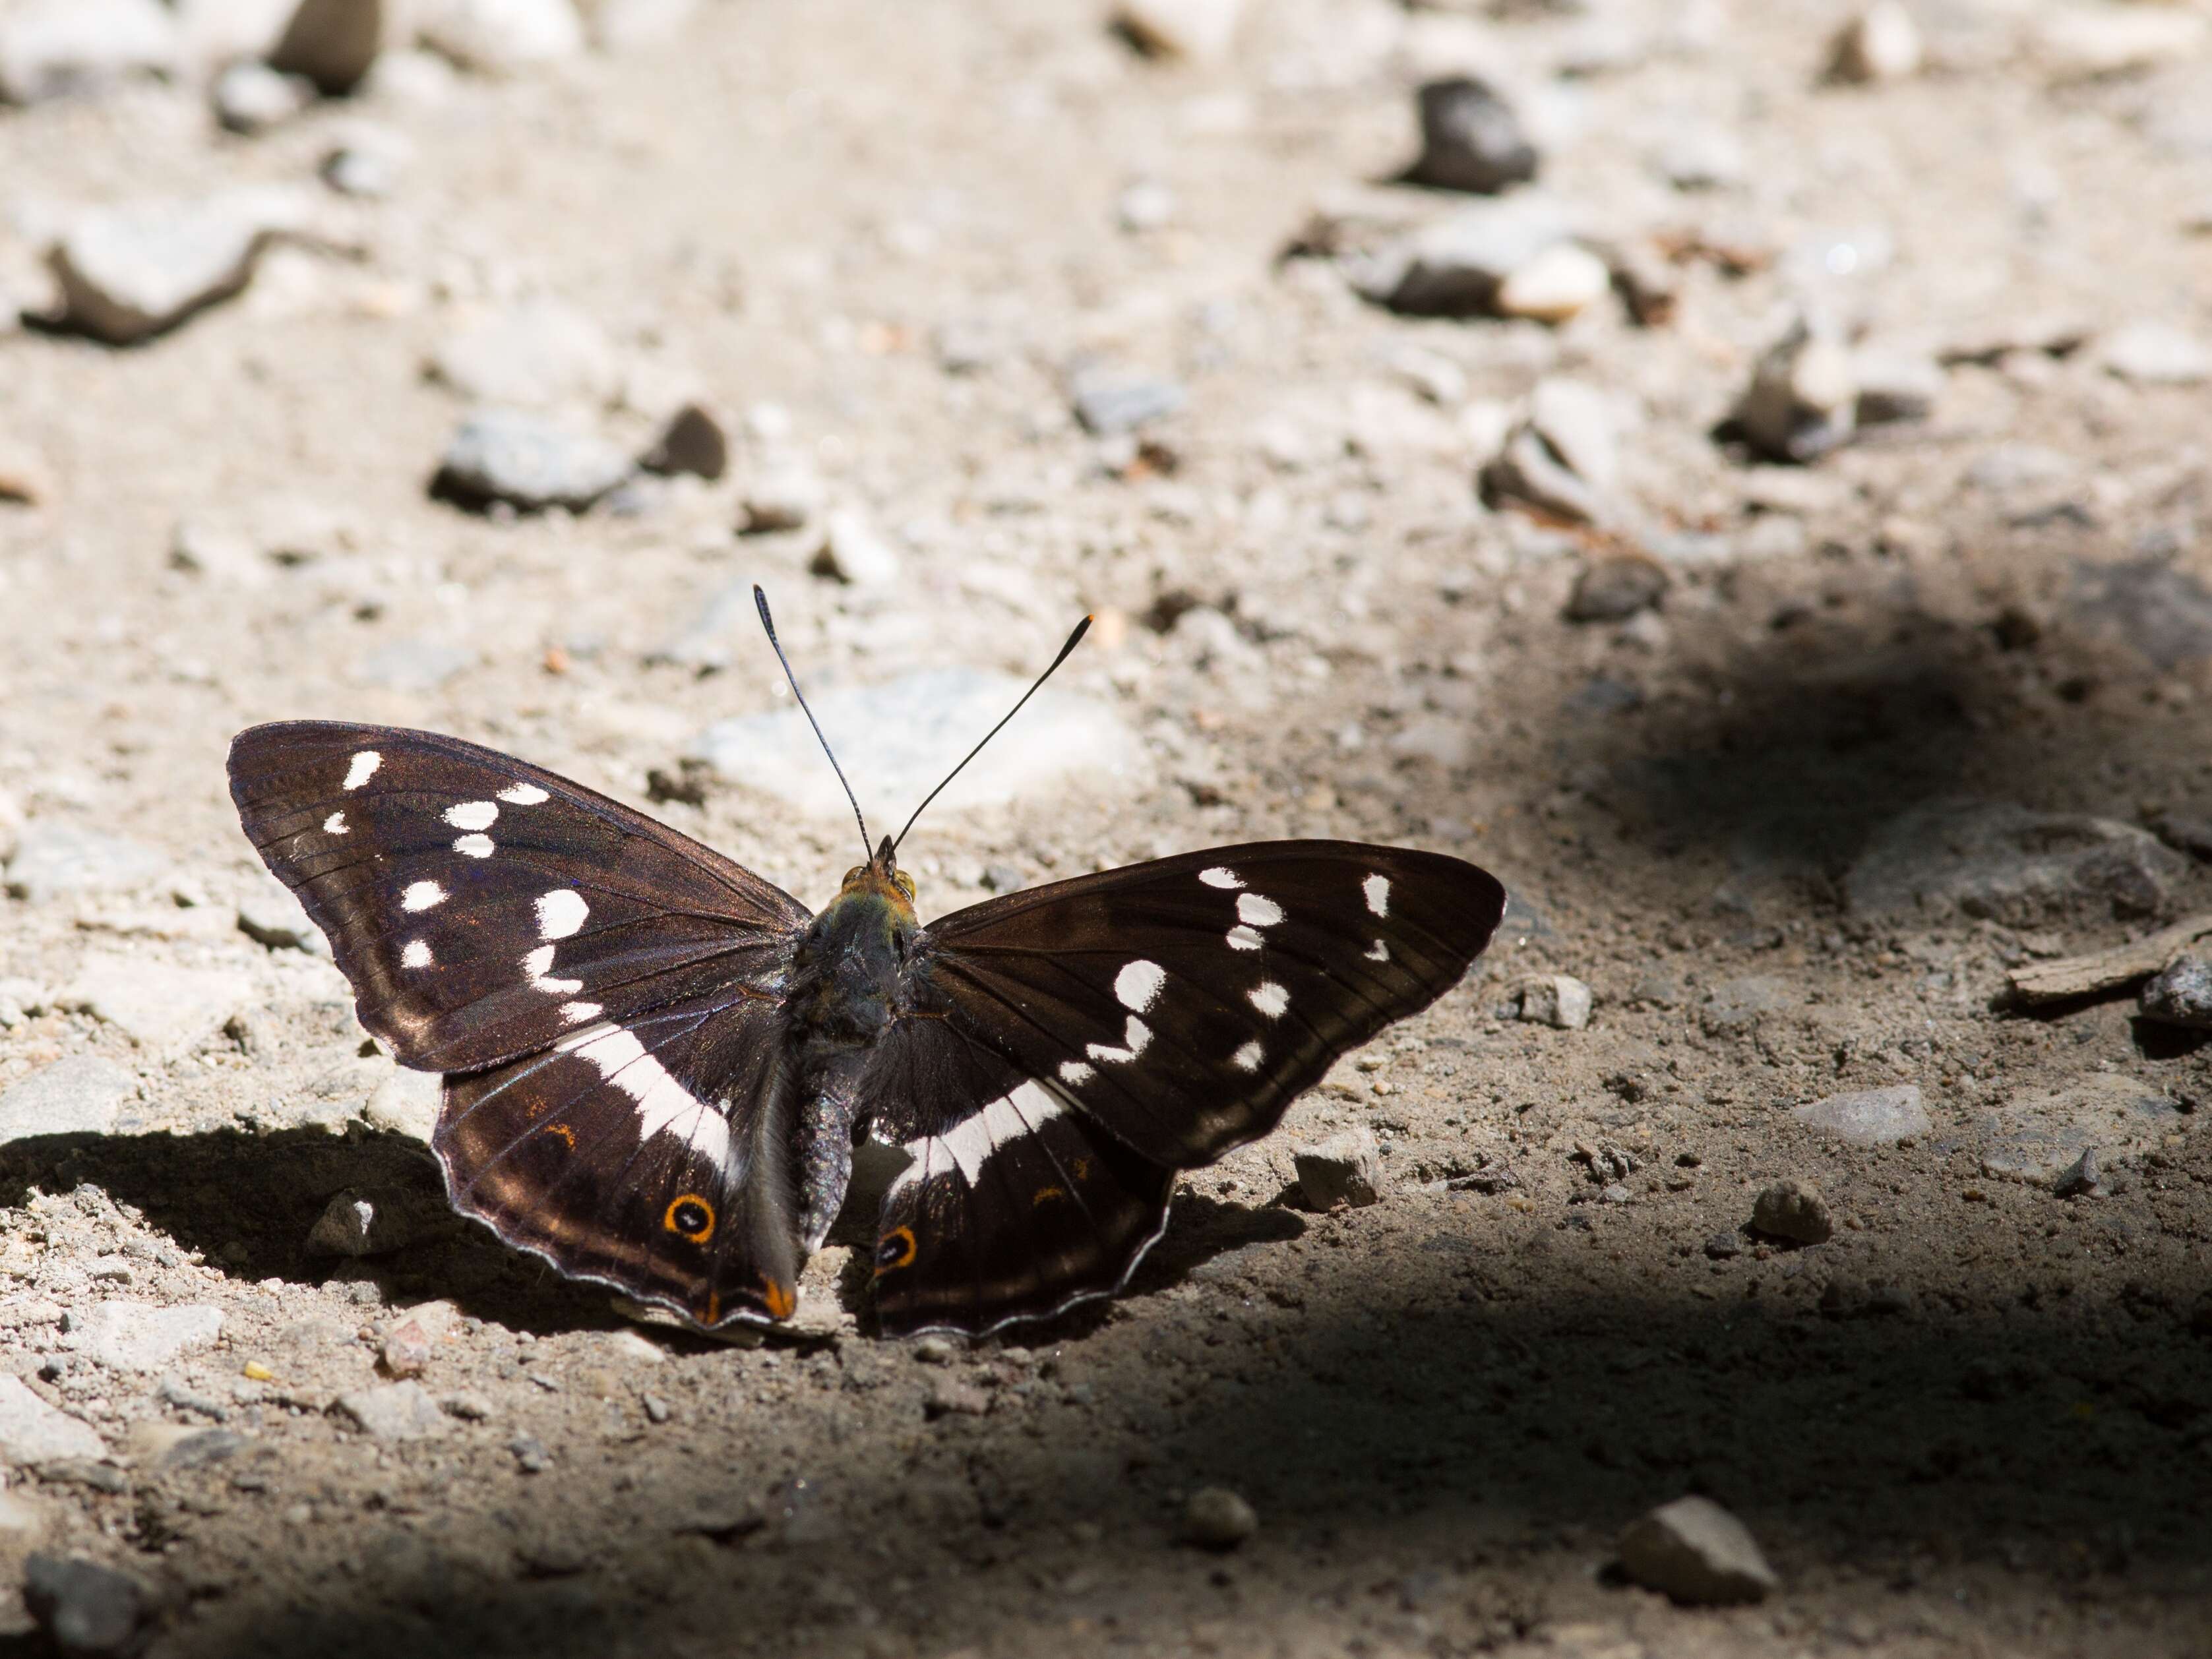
[2, 0, 2211, 1655]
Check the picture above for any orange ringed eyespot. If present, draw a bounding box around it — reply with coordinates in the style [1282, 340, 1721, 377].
[664, 1193, 716, 1243]
[875, 1225, 917, 1272]
[545, 1122, 576, 1149]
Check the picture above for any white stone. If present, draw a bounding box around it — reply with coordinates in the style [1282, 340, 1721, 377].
[1735, 320, 1857, 463]
[1494, 243, 1610, 324]
[2097, 322, 2212, 386]
[1977, 1075, 2185, 1186]
[419, 0, 586, 73]
[435, 408, 632, 512]
[47, 191, 314, 346]
[2034, 6, 2205, 80]
[578, 0, 697, 49]
[0, 1376, 105, 1466]
[1506, 974, 1592, 1030]
[0, 1057, 135, 1145]
[60, 957, 251, 1057]
[429, 301, 621, 411]
[808, 510, 904, 587]
[365, 1066, 441, 1141]
[1828, 3, 1920, 83]
[0, 0, 175, 104]
[212, 60, 315, 133]
[1619, 1495, 1778, 1605]
[689, 668, 1150, 824]
[5, 822, 167, 903]
[1113, 0, 1245, 62]
[1791, 1085, 1931, 1147]
[63, 1302, 224, 1373]
[1292, 1127, 1382, 1209]
[336, 1379, 448, 1440]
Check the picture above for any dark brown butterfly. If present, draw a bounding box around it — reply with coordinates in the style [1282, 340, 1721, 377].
[228, 592, 1504, 1336]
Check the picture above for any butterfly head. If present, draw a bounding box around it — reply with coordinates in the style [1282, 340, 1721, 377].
[840, 833, 917, 915]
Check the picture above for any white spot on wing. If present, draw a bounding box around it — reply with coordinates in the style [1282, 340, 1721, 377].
[1231, 1040, 1264, 1072]
[1227, 924, 1263, 951]
[1366, 938, 1390, 962]
[926, 1079, 1066, 1186]
[342, 750, 380, 791]
[1114, 959, 1165, 1012]
[553, 1021, 735, 1174]
[444, 800, 499, 831]
[1248, 980, 1288, 1018]
[536, 888, 588, 941]
[559, 1000, 601, 1024]
[1237, 892, 1283, 927]
[1058, 1060, 1095, 1085]
[1199, 866, 1244, 890]
[400, 940, 432, 969]
[1087, 1015, 1152, 1064]
[323, 811, 348, 835]
[524, 944, 584, 995]
[499, 783, 550, 806]
[400, 880, 446, 912]
[1364, 874, 1391, 917]
[452, 833, 495, 859]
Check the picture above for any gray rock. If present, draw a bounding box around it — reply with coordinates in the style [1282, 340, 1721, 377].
[1071, 369, 1186, 436]
[433, 408, 632, 512]
[0, 1376, 106, 1464]
[1791, 1085, 1930, 1147]
[0, 1057, 135, 1144]
[337, 1380, 446, 1441]
[1978, 1075, 2184, 1186]
[1504, 975, 1593, 1030]
[808, 510, 904, 587]
[1292, 1127, 1383, 1209]
[1351, 196, 1573, 317]
[687, 668, 1148, 821]
[0, 0, 175, 104]
[421, 0, 586, 73]
[237, 878, 328, 954]
[1827, 2, 1920, 82]
[1845, 799, 2184, 924]
[924, 1377, 991, 1418]
[510, 1433, 552, 1472]
[269, 0, 383, 94]
[1853, 348, 1943, 424]
[321, 138, 404, 198]
[1406, 77, 1538, 195]
[59, 957, 251, 1057]
[639, 403, 727, 481]
[1618, 1495, 1778, 1605]
[1564, 557, 1667, 622]
[352, 638, 476, 691]
[2097, 321, 2212, 386]
[48, 192, 306, 346]
[65, 1302, 224, 1373]
[429, 302, 621, 411]
[1184, 1486, 1257, 1550]
[23, 1554, 146, 1658]
[307, 1189, 423, 1256]
[6, 822, 166, 903]
[365, 1067, 441, 1141]
[1734, 320, 1857, 463]
[1483, 377, 1621, 526]
[2074, 557, 2212, 671]
[2052, 1145, 2102, 1199]
[212, 60, 315, 133]
[1113, 0, 1243, 61]
[2141, 955, 2212, 1029]
[1750, 1178, 1833, 1244]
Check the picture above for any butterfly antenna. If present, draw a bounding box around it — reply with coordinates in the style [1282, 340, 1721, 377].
[753, 586, 874, 862]
[892, 614, 1092, 854]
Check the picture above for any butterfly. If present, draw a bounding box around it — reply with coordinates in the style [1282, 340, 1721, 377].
[228, 591, 1506, 1337]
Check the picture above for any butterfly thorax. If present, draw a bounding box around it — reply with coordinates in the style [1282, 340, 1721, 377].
[783, 849, 922, 1248]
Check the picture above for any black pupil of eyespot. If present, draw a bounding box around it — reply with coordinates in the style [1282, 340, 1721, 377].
[677, 1203, 706, 1231]
[876, 1236, 899, 1262]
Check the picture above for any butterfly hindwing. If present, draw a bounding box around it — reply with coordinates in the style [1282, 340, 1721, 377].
[227, 721, 809, 1073]
[911, 841, 1506, 1171]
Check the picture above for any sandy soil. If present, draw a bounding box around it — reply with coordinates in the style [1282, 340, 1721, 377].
[1, 1, 2209, 1654]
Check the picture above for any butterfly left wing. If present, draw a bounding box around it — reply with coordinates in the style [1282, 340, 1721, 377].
[862, 841, 1505, 1334]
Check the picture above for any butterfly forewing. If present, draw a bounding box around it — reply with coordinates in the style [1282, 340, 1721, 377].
[907, 842, 1506, 1172]
[228, 721, 809, 1071]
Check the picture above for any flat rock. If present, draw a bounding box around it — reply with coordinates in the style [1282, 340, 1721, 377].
[429, 301, 621, 411]
[687, 669, 1149, 822]
[1483, 378, 1622, 526]
[1845, 799, 2184, 924]
[1113, 0, 1244, 62]
[47, 191, 310, 346]
[22, 1554, 146, 1658]
[1292, 1127, 1383, 1209]
[2033, 5, 2205, 81]
[1406, 76, 1538, 195]
[0, 1377, 106, 1465]
[0, 0, 175, 104]
[237, 876, 328, 954]
[336, 1379, 448, 1441]
[0, 1056, 136, 1144]
[64, 1302, 224, 1373]
[433, 408, 632, 512]
[1977, 1075, 2184, 1186]
[6, 822, 167, 903]
[1350, 195, 1574, 317]
[1792, 1085, 1930, 1147]
[364, 1066, 441, 1141]
[59, 957, 251, 1057]
[421, 0, 587, 74]
[1618, 1495, 1778, 1605]
[2097, 321, 2212, 386]
[1070, 369, 1186, 435]
[2073, 557, 2212, 670]
[352, 637, 476, 691]
[269, 0, 384, 94]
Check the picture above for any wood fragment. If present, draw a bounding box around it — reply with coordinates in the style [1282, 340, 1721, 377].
[2006, 913, 2212, 1004]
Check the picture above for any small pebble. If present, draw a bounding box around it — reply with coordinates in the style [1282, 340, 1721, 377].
[1405, 77, 1539, 195]
[1113, 0, 1244, 62]
[1183, 1487, 1257, 1550]
[924, 1377, 991, 1419]
[1618, 1495, 1778, 1605]
[1494, 244, 1611, 324]
[510, 1434, 553, 1473]
[1565, 557, 1667, 622]
[1828, 2, 1920, 83]
[212, 61, 314, 134]
[640, 1393, 672, 1424]
[23, 1554, 148, 1659]
[2141, 955, 2212, 1029]
[2052, 1146, 2102, 1199]
[1292, 1127, 1383, 1210]
[912, 1335, 958, 1366]
[433, 408, 632, 513]
[809, 509, 903, 587]
[2098, 322, 2212, 387]
[1750, 1177, 1833, 1245]
[639, 402, 729, 481]
[1505, 975, 1593, 1030]
[381, 1319, 433, 1379]
[1733, 320, 1857, 463]
[269, 0, 386, 94]
[1070, 369, 1186, 436]
[737, 462, 822, 533]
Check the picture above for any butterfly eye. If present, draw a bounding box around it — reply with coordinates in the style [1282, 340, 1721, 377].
[894, 871, 916, 902]
[842, 864, 867, 887]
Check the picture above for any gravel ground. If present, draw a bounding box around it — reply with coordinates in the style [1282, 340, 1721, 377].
[2, 1, 2211, 1655]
